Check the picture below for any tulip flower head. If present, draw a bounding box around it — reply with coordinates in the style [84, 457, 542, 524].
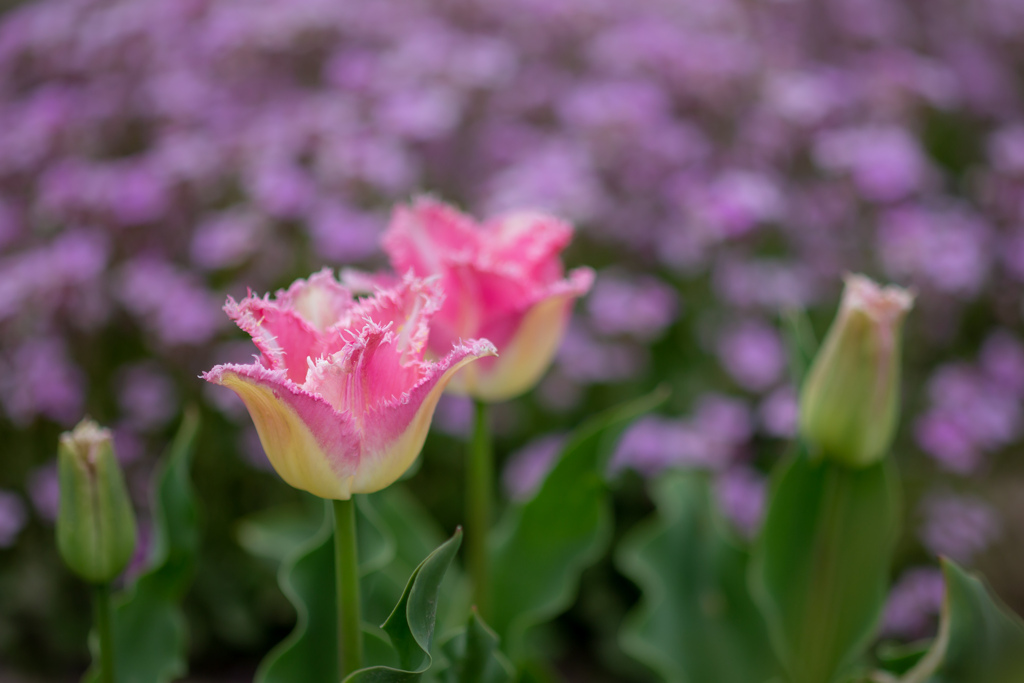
[204, 270, 496, 499]
[348, 197, 594, 402]
[799, 274, 914, 467]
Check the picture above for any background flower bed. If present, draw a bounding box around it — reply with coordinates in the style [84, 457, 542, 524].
[0, 0, 1023, 679]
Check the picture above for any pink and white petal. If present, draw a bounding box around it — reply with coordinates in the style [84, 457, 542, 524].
[451, 267, 595, 402]
[276, 268, 356, 333]
[352, 338, 497, 495]
[203, 362, 361, 499]
[225, 295, 324, 384]
[347, 274, 445, 363]
[383, 197, 480, 276]
[430, 261, 535, 353]
[305, 323, 421, 421]
[481, 211, 573, 283]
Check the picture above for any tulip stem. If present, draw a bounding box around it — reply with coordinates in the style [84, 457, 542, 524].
[333, 498, 363, 678]
[93, 582, 115, 683]
[467, 399, 493, 617]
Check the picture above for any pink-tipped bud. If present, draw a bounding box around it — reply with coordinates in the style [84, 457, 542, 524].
[57, 420, 137, 583]
[799, 275, 914, 467]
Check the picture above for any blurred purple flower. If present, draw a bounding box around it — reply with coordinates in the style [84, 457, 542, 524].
[919, 493, 1001, 563]
[587, 272, 679, 340]
[693, 393, 753, 446]
[432, 395, 474, 438]
[760, 384, 799, 438]
[980, 331, 1024, 395]
[879, 206, 991, 297]
[715, 466, 766, 538]
[915, 411, 983, 474]
[0, 490, 28, 548]
[0, 338, 84, 426]
[814, 126, 929, 202]
[117, 363, 178, 432]
[28, 463, 59, 523]
[118, 258, 223, 346]
[717, 320, 786, 393]
[503, 433, 566, 501]
[308, 201, 381, 263]
[882, 567, 945, 640]
[557, 323, 646, 383]
[190, 210, 267, 271]
[611, 417, 712, 477]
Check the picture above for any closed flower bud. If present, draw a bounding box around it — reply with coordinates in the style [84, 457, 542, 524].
[57, 420, 137, 584]
[799, 275, 914, 467]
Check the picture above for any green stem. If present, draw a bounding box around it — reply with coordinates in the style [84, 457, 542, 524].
[795, 463, 847, 683]
[93, 583, 115, 683]
[467, 399, 493, 617]
[333, 498, 363, 678]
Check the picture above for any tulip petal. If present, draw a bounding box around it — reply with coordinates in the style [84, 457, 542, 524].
[449, 267, 595, 401]
[481, 211, 574, 284]
[354, 338, 497, 494]
[225, 295, 323, 384]
[384, 197, 480, 275]
[203, 363, 361, 499]
[277, 267, 357, 333]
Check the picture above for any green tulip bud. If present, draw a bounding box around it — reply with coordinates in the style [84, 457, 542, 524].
[57, 419, 137, 584]
[799, 275, 914, 467]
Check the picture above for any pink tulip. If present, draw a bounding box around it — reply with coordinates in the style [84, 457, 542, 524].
[203, 270, 496, 499]
[349, 197, 594, 402]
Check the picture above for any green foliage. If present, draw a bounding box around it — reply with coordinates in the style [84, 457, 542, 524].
[438, 611, 516, 683]
[253, 488, 470, 683]
[84, 409, 201, 683]
[488, 386, 670, 661]
[899, 559, 1024, 683]
[618, 471, 781, 683]
[255, 507, 338, 683]
[751, 451, 901, 683]
[346, 529, 462, 681]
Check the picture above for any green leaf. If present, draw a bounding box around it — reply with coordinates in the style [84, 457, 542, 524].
[255, 506, 338, 683]
[899, 559, 1024, 683]
[875, 640, 931, 677]
[85, 408, 202, 683]
[751, 451, 900, 683]
[439, 610, 516, 683]
[489, 386, 669, 660]
[618, 471, 781, 683]
[346, 529, 463, 682]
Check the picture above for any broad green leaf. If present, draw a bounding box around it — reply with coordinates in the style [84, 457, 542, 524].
[751, 451, 901, 683]
[489, 387, 669, 660]
[439, 611, 516, 683]
[255, 506, 338, 683]
[899, 559, 1024, 683]
[618, 471, 781, 683]
[236, 499, 325, 563]
[346, 529, 463, 682]
[85, 409, 201, 683]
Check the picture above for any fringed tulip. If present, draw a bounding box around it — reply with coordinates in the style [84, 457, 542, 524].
[348, 197, 594, 402]
[203, 270, 496, 499]
[799, 274, 914, 467]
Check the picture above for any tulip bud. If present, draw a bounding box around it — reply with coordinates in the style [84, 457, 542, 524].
[799, 275, 914, 467]
[57, 419, 137, 584]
